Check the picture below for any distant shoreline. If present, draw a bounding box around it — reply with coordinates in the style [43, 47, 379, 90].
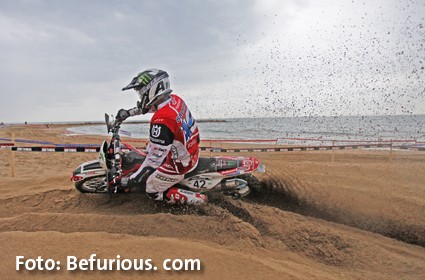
[0, 119, 227, 127]
[2, 114, 425, 127]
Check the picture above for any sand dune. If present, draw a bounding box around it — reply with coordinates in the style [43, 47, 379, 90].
[0, 125, 424, 279]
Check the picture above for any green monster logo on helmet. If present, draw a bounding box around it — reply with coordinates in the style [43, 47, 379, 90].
[137, 73, 152, 86]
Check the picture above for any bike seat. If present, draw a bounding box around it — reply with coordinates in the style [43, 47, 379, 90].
[184, 157, 243, 178]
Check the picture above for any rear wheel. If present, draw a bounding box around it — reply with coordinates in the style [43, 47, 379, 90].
[238, 174, 263, 195]
[75, 176, 107, 193]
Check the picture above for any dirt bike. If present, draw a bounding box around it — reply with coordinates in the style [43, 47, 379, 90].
[70, 114, 265, 202]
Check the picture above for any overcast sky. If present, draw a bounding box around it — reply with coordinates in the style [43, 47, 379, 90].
[0, 0, 424, 123]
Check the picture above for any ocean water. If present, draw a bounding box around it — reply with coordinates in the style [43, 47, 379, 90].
[67, 115, 425, 146]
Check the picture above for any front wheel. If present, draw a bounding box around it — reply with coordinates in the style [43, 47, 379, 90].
[75, 176, 108, 193]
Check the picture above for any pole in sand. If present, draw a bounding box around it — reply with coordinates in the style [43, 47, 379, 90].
[10, 127, 15, 177]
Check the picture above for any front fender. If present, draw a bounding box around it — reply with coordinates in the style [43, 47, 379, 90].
[71, 160, 106, 183]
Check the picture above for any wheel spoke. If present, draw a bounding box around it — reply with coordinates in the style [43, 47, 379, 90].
[82, 177, 106, 192]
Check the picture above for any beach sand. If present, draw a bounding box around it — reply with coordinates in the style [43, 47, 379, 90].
[0, 125, 424, 279]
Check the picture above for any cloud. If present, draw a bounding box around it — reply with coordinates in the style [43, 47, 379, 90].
[0, 0, 424, 122]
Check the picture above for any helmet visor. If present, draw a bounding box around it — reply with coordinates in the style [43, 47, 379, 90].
[122, 76, 140, 91]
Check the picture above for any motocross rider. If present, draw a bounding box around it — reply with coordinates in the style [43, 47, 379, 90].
[116, 69, 207, 205]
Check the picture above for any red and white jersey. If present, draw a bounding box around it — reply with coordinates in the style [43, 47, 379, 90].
[137, 94, 200, 175]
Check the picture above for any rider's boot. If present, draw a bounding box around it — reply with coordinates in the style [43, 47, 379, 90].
[165, 187, 208, 205]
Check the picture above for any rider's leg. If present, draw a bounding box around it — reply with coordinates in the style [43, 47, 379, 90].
[145, 169, 207, 205]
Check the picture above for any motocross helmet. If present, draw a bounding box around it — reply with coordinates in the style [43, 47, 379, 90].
[122, 68, 172, 114]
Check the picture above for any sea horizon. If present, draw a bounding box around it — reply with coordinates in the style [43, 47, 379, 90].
[2, 113, 425, 126]
[61, 114, 425, 145]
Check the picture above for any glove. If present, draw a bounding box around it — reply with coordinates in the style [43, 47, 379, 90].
[116, 109, 130, 121]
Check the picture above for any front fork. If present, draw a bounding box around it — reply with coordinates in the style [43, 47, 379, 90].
[107, 137, 123, 194]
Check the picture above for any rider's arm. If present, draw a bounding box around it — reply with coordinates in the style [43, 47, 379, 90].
[128, 107, 142, 117]
[143, 124, 174, 168]
[116, 107, 142, 121]
[129, 122, 174, 181]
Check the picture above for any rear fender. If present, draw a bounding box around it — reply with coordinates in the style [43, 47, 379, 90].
[217, 156, 264, 176]
[71, 160, 106, 183]
[235, 156, 262, 173]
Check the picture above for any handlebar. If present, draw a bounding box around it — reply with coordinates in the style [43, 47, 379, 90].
[111, 120, 122, 131]
[105, 113, 122, 134]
